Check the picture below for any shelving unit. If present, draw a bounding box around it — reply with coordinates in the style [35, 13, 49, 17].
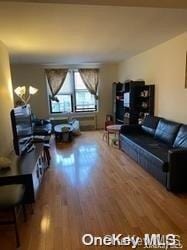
[124, 83, 155, 125]
[112, 82, 125, 124]
[113, 81, 155, 125]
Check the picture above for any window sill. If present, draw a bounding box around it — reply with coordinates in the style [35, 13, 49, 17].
[49, 111, 98, 119]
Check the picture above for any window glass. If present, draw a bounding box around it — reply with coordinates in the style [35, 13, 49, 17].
[74, 72, 96, 112]
[51, 95, 72, 113]
[58, 72, 73, 94]
[49, 70, 97, 113]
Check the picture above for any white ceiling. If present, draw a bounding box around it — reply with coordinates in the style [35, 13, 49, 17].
[0, 2, 186, 64]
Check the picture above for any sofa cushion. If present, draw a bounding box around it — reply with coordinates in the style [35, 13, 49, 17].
[154, 119, 181, 145]
[122, 134, 169, 172]
[141, 116, 160, 136]
[173, 125, 187, 149]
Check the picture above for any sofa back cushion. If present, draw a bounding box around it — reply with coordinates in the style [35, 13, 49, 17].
[141, 116, 160, 136]
[173, 125, 187, 148]
[154, 119, 181, 145]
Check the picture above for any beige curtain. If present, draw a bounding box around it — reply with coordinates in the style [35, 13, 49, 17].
[45, 69, 68, 97]
[79, 69, 99, 99]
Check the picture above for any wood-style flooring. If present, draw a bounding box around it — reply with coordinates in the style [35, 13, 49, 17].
[0, 131, 187, 250]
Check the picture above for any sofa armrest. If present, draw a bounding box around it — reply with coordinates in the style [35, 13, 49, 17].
[167, 148, 187, 192]
[120, 125, 142, 135]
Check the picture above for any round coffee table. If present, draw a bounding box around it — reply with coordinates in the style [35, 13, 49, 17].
[106, 124, 122, 147]
[54, 124, 73, 143]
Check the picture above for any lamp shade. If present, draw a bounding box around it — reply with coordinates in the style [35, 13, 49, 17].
[14, 86, 26, 97]
[14, 85, 38, 105]
[29, 86, 38, 95]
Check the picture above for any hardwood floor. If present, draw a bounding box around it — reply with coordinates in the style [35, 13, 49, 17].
[0, 131, 187, 250]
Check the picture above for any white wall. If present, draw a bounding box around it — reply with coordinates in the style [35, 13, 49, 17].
[11, 63, 118, 129]
[0, 40, 14, 156]
[118, 32, 187, 123]
[97, 63, 118, 128]
[11, 64, 49, 118]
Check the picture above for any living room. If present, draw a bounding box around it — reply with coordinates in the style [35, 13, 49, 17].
[0, 0, 187, 249]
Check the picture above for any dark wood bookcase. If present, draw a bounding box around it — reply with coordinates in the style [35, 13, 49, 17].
[113, 81, 155, 125]
[112, 82, 125, 124]
[0, 144, 49, 204]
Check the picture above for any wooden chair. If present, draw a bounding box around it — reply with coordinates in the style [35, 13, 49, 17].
[0, 184, 26, 248]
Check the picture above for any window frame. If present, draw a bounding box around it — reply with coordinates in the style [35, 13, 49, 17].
[49, 94, 73, 114]
[74, 89, 97, 112]
[73, 71, 97, 113]
[49, 70, 98, 114]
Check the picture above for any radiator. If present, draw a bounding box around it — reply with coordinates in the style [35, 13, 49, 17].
[51, 114, 97, 131]
[73, 114, 97, 131]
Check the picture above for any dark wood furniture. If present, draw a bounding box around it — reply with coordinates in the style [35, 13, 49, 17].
[0, 184, 26, 248]
[124, 82, 155, 125]
[0, 144, 48, 204]
[112, 82, 125, 124]
[113, 81, 155, 125]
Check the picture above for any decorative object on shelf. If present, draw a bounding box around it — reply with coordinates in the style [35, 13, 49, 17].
[141, 102, 148, 108]
[140, 90, 149, 97]
[14, 85, 38, 104]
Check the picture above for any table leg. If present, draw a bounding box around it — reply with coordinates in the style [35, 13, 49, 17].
[118, 132, 120, 149]
[107, 131, 110, 145]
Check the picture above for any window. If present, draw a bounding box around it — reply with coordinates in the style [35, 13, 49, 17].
[50, 95, 72, 113]
[50, 72, 73, 113]
[49, 70, 97, 113]
[74, 72, 96, 112]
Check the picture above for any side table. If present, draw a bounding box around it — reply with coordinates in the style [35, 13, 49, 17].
[54, 124, 73, 143]
[106, 124, 122, 148]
